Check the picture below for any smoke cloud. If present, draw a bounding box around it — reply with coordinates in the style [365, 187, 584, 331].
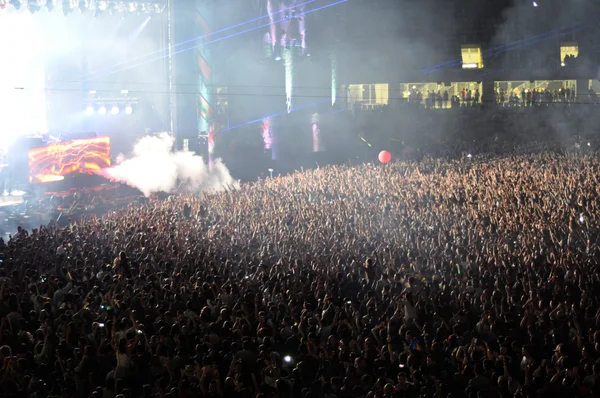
[104, 133, 239, 196]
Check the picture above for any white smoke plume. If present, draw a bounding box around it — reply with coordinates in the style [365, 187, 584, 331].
[104, 133, 239, 196]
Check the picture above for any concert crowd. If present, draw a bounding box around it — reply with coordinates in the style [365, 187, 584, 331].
[1, 150, 600, 398]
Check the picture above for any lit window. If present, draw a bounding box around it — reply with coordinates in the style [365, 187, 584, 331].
[461, 45, 483, 69]
[560, 42, 578, 66]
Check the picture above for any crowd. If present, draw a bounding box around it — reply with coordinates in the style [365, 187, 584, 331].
[1, 147, 600, 398]
[354, 104, 598, 161]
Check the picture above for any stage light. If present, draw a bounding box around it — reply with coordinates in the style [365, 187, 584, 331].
[78, 0, 87, 13]
[98, 106, 107, 115]
[127, 2, 135, 13]
[85, 106, 94, 116]
[532, 1, 538, 7]
[110, 105, 119, 115]
[124, 105, 133, 115]
[9, 0, 21, 10]
[45, 0, 54, 11]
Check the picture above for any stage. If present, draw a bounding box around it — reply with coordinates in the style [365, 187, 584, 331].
[0, 195, 25, 208]
[0, 177, 146, 236]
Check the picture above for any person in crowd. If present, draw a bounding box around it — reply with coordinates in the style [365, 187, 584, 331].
[2, 149, 600, 398]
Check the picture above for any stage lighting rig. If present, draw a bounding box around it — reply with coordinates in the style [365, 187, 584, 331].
[84, 92, 138, 117]
[5, 0, 165, 15]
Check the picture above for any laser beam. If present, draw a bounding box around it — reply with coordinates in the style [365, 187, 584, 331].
[423, 18, 598, 74]
[222, 98, 331, 133]
[87, 0, 321, 78]
[100, 0, 348, 78]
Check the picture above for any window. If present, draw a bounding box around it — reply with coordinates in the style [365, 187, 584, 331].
[461, 45, 483, 69]
[560, 42, 578, 66]
[348, 84, 389, 109]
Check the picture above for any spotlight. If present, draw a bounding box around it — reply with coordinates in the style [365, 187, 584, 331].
[85, 106, 94, 116]
[111, 105, 119, 115]
[45, 0, 54, 11]
[127, 2, 135, 13]
[78, 0, 87, 12]
[9, 0, 21, 10]
[98, 106, 107, 115]
[124, 105, 133, 115]
[532, 1, 538, 6]
[561, 62, 565, 67]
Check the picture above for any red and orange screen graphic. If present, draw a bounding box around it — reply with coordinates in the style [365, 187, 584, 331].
[28, 137, 111, 183]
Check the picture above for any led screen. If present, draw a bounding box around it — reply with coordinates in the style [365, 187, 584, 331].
[28, 137, 111, 183]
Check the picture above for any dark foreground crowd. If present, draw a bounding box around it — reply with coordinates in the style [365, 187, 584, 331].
[1, 152, 600, 398]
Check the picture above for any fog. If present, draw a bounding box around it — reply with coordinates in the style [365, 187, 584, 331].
[103, 133, 238, 196]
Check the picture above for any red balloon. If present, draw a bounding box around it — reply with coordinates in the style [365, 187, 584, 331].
[378, 150, 392, 164]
